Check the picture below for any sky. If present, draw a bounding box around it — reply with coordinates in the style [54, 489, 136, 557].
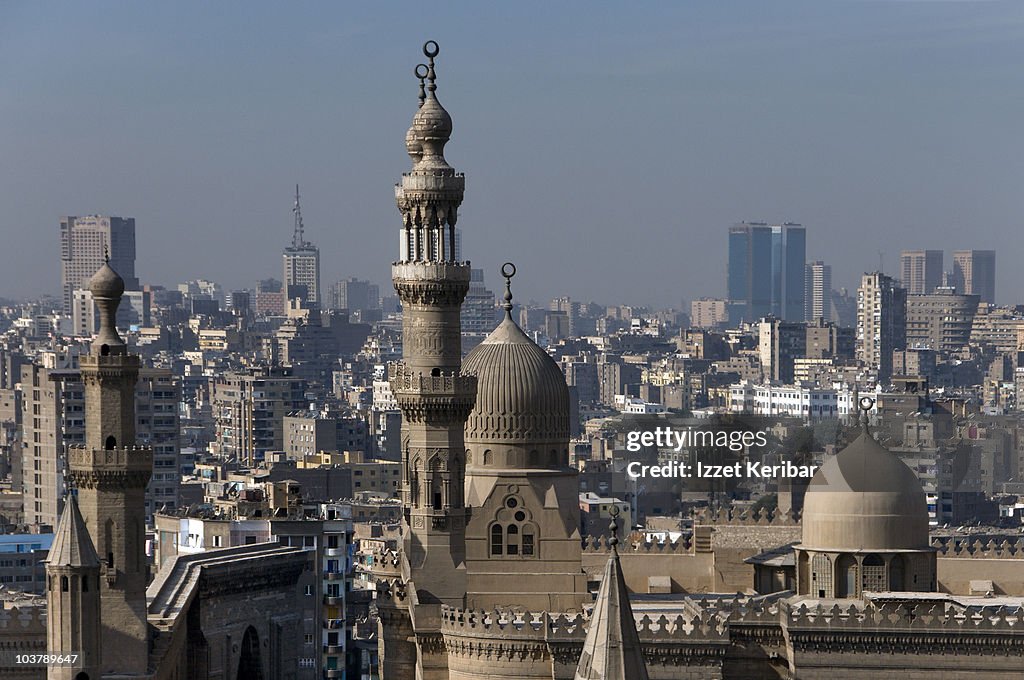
[1, 1, 1022, 309]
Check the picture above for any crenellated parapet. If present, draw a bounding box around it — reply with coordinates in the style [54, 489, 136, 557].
[441, 607, 587, 642]
[582, 535, 692, 554]
[440, 606, 729, 643]
[932, 537, 1024, 559]
[692, 508, 800, 526]
[377, 579, 411, 608]
[783, 599, 1024, 633]
[0, 604, 47, 636]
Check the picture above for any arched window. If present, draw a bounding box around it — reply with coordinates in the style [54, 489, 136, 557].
[811, 553, 832, 598]
[483, 450, 492, 466]
[506, 525, 519, 555]
[862, 554, 886, 593]
[836, 555, 858, 598]
[61, 575, 69, 592]
[428, 456, 442, 510]
[528, 450, 539, 466]
[104, 435, 116, 450]
[490, 525, 503, 556]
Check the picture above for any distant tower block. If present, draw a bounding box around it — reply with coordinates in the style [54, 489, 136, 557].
[283, 184, 322, 306]
[67, 257, 152, 675]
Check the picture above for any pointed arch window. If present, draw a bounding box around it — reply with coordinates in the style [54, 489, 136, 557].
[490, 525, 503, 556]
[506, 525, 519, 555]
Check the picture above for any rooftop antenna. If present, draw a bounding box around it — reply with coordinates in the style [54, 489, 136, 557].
[292, 184, 305, 248]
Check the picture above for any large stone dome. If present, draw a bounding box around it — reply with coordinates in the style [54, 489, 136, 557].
[461, 313, 570, 465]
[801, 426, 929, 551]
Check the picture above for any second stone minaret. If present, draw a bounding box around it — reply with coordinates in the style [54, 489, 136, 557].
[389, 40, 476, 606]
[67, 259, 152, 675]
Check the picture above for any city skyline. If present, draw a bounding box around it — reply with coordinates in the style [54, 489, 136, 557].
[1, 2, 1022, 307]
[4, 19, 1024, 678]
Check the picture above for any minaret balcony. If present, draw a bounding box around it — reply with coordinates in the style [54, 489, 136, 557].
[388, 364, 476, 399]
[67, 445, 154, 475]
[392, 261, 471, 283]
[398, 172, 465, 191]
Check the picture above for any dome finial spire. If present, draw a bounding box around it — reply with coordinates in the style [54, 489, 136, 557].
[415, 63, 429, 108]
[423, 40, 440, 94]
[500, 262, 516, 317]
[858, 396, 874, 434]
[608, 505, 620, 553]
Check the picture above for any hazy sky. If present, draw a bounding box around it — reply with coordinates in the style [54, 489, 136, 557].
[1, 1, 1022, 308]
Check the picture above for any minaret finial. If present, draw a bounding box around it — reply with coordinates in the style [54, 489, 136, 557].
[608, 505, 620, 553]
[292, 184, 304, 248]
[103, 245, 109, 263]
[423, 40, 439, 94]
[501, 262, 516, 317]
[415, 63, 428, 107]
[858, 396, 874, 433]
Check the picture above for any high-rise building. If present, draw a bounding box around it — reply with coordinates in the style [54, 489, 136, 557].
[758, 318, 806, 383]
[330, 277, 380, 312]
[59, 215, 138, 315]
[462, 268, 497, 338]
[690, 298, 729, 329]
[255, 278, 286, 316]
[951, 250, 996, 304]
[905, 288, 980, 353]
[900, 250, 943, 295]
[212, 366, 307, 465]
[728, 222, 772, 324]
[20, 356, 82, 530]
[773, 223, 806, 322]
[727, 222, 805, 323]
[803, 261, 832, 321]
[857, 272, 907, 382]
[283, 185, 321, 307]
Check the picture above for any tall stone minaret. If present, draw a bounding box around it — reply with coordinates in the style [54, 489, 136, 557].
[67, 258, 152, 675]
[45, 493, 101, 680]
[379, 40, 477, 680]
[390, 39, 476, 605]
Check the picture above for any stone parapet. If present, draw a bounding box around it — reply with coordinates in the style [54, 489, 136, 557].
[582, 536, 693, 554]
[692, 509, 801, 526]
[440, 606, 728, 644]
[932, 537, 1024, 559]
[782, 599, 1024, 634]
